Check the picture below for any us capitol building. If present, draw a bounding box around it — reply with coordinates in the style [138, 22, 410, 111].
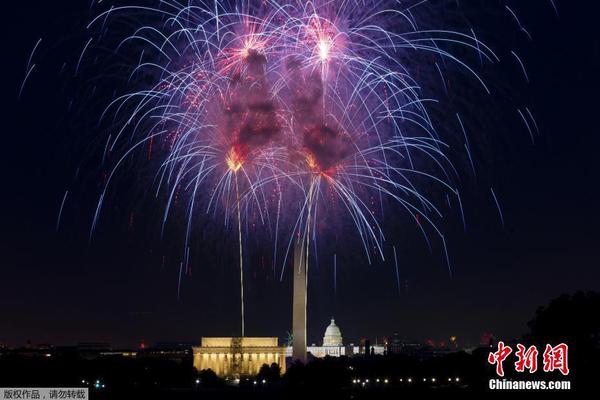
[286, 318, 385, 358]
[286, 318, 346, 358]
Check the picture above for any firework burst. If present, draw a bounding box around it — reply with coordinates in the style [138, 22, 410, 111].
[70, 0, 539, 310]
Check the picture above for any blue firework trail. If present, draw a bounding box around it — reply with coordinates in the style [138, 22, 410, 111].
[39, 1, 546, 301]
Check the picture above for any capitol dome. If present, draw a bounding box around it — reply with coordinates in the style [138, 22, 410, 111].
[323, 318, 343, 346]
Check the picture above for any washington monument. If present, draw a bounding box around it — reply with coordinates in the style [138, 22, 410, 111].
[292, 239, 307, 363]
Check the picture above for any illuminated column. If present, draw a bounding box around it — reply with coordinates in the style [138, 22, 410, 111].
[292, 239, 307, 363]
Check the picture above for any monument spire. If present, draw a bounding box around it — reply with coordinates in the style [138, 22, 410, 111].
[292, 238, 307, 363]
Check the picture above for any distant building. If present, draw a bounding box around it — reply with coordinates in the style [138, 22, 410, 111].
[192, 337, 286, 378]
[398, 341, 423, 356]
[77, 342, 112, 360]
[309, 318, 345, 357]
[387, 333, 403, 354]
[285, 318, 385, 358]
[99, 350, 137, 358]
[138, 342, 195, 363]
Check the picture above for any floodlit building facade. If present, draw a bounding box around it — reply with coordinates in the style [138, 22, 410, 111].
[286, 318, 386, 358]
[308, 318, 346, 357]
[192, 337, 286, 378]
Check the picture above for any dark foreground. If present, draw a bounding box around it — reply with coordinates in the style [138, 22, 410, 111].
[1, 292, 597, 398]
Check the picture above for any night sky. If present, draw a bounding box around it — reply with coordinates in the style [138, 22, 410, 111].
[2, 1, 599, 349]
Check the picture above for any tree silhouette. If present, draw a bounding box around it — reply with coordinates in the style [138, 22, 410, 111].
[256, 363, 281, 383]
[197, 368, 223, 387]
[525, 291, 600, 389]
